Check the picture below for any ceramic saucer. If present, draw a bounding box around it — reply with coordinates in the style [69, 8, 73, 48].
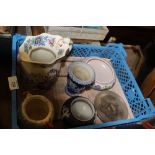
[85, 57, 116, 90]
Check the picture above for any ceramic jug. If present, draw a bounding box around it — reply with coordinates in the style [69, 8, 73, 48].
[18, 33, 72, 89]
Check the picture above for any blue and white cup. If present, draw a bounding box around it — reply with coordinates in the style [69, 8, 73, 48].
[65, 62, 95, 96]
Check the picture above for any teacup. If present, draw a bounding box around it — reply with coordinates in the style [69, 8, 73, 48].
[19, 94, 54, 128]
[65, 62, 95, 96]
[61, 96, 96, 127]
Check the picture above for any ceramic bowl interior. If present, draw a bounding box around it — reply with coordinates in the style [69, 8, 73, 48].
[71, 97, 95, 121]
[73, 65, 90, 81]
[29, 47, 56, 63]
[69, 62, 95, 85]
[22, 95, 53, 123]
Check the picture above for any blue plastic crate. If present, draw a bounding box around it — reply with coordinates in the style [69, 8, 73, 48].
[11, 34, 155, 129]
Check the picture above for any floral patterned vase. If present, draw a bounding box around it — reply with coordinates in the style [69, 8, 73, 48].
[18, 33, 73, 89]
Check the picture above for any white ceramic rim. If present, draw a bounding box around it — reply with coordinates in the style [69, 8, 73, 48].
[70, 97, 95, 122]
[21, 34, 69, 64]
[28, 46, 57, 64]
[22, 95, 54, 125]
[68, 62, 95, 85]
[85, 57, 116, 90]
[27, 46, 62, 65]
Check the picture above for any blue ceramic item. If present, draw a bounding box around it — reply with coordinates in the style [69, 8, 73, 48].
[61, 96, 96, 127]
[65, 62, 95, 96]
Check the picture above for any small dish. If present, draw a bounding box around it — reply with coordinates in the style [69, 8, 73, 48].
[94, 90, 128, 122]
[85, 57, 116, 90]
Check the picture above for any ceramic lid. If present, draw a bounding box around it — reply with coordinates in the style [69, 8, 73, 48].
[85, 57, 116, 90]
[71, 97, 95, 121]
[94, 91, 128, 122]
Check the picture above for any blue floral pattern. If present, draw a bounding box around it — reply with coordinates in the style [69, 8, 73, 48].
[24, 38, 34, 53]
[67, 78, 85, 95]
[24, 43, 29, 53]
[27, 68, 58, 88]
[34, 36, 45, 46]
[24, 35, 57, 53]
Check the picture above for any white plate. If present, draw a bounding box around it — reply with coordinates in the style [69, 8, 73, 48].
[85, 57, 116, 90]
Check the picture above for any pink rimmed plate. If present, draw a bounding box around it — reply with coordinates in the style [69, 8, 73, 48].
[85, 57, 116, 90]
